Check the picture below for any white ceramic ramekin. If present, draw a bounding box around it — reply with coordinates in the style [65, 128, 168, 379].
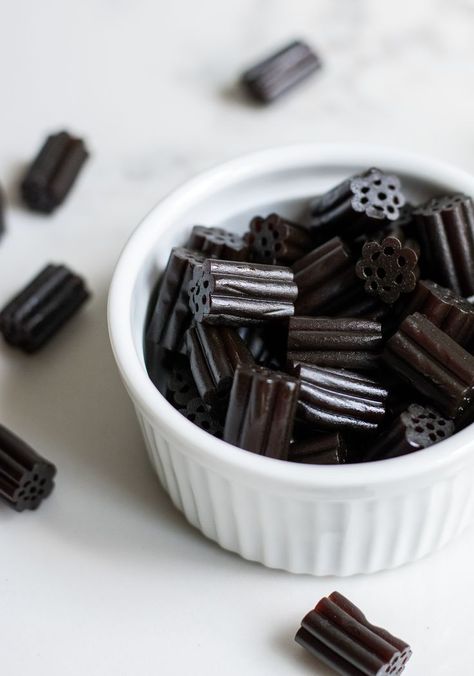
[108, 144, 474, 576]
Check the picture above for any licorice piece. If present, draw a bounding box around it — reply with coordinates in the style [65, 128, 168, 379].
[241, 40, 321, 103]
[186, 323, 254, 410]
[310, 168, 406, 244]
[295, 591, 412, 676]
[237, 325, 285, 368]
[288, 432, 348, 465]
[396, 279, 474, 349]
[21, 131, 89, 213]
[287, 317, 382, 371]
[0, 264, 90, 352]
[223, 364, 299, 459]
[146, 247, 204, 353]
[166, 358, 199, 408]
[384, 312, 474, 420]
[182, 397, 223, 438]
[185, 225, 249, 261]
[364, 404, 454, 462]
[289, 362, 388, 432]
[356, 235, 419, 305]
[247, 213, 313, 264]
[293, 237, 361, 315]
[0, 424, 56, 511]
[414, 194, 474, 296]
[188, 259, 297, 325]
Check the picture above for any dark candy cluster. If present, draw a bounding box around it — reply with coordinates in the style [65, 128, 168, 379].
[145, 168, 474, 464]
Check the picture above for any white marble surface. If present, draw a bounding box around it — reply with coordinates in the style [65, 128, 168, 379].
[1, 1, 474, 674]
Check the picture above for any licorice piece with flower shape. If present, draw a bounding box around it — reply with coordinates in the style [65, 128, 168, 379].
[287, 317, 382, 371]
[293, 237, 361, 316]
[310, 168, 406, 244]
[288, 362, 388, 432]
[21, 131, 89, 213]
[166, 358, 199, 408]
[185, 225, 249, 261]
[223, 364, 299, 459]
[288, 432, 348, 465]
[364, 403, 454, 462]
[0, 264, 90, 352]
[396, 279, 474, 349]
[182, 397, 224, 438]
[186, 323, 254, 410]
[383, 312, 474, 421]
[413, 193, 474, 296]
[0, 424, 56, 512]
[188, 259, 297, 326]
[295, 591, 412, 675]
[247, 213, 314, 265]
[146, 247, 204, 353]
[241, 40, 321, 103]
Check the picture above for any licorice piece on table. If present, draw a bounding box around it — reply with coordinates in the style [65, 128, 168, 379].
[146, 247, 204, 353]
[247, 213, 313, 265]
[295, 591, 412, 675]
[21, 131, 89, 213]
[414, 194, 474, 296]
[185, 225, 249, 261]
[287, 317, 382, 371]
[186, 323, 253, 410]
[241, 40, 321, 103]
[310, 168, 406, 244]
[188, 259, 297, 325]
[223, 364, 299, 459]
[0, 264, 90, 352]
[0, 424, 56, 511]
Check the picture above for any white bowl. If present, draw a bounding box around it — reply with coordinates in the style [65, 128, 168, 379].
[108, 143, 474, 576]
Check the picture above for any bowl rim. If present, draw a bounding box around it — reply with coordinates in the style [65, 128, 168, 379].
[108, 142, 474, 491]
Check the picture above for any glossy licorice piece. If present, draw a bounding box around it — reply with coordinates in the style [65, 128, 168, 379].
[289, 432, 348, 465]
[289, 362, 387, 432]
[247, 213, 313, 265]
[295, 591, 412, 676]
[186, 323, 253, 409]
[166, 358, 199, 408]
[365, 403, 454, 462]
[0, 424, 56, 511]
[397, 279, 474, 349]
[21, 131, 89, 213]
[182, 397, 223, 438]
[310, 168, 406, 244]
[0, 264, 90, 352]
[384, 312, 474, 420]
[188, 259, 297, 326]
[223, 364, 299, 459]
[146, 247, 204, 353]
[356, 232, 419, 304]
[186, 225, 249, 261]
[414, 194, 474, 296]
[293, 237, 361, 315]
[287, 317, 382, 371]
[241, 40, 321, 103]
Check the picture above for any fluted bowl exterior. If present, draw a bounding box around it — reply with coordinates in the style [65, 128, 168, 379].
[108, 144, 474, 575]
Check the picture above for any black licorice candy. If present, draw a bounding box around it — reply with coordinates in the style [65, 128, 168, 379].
[288, 432, 348, 465]
[247, 213, 313, 265]
[146, 247, 204, 353]
[0, 424, 56, 511]
[166, 358, 199, 409]
[287, 317, 382, 371]
[289, 362, 388, 432]
[186, 323, 254, 410]
[188, 258, 297, 325]
[364, 403, 454, 462]
[414, 194, 474, 296]
[384, 312, 474, 421]
[182, 397, 223, 438]
[21, 131, 89, 213]
[223, 364, 299, 459]
[310, 168, 406, 244]
[295, 591, 412, 676]
[241, 40, 321, 103]
[0, 264, 90, 352]
[185, 225, 249, 261]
